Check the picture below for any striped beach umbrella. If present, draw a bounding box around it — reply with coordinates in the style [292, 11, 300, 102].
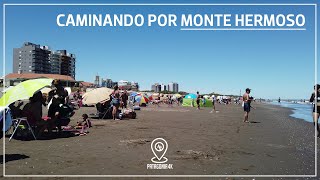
[135, 94, 149, 105]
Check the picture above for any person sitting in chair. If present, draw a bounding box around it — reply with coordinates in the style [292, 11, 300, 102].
[22, 92, 48, 137]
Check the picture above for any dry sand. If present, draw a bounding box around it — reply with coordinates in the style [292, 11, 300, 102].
[1, 102, 319, 178]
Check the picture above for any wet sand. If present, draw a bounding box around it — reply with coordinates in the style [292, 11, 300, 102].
[1, 102, 319, 177]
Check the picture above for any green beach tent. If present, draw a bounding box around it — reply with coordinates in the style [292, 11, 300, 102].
[182, 94, 213, 107]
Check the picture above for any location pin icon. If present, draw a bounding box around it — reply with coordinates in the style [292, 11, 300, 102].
[151, 138, 168, 163]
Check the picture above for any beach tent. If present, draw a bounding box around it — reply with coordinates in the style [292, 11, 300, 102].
[182, 94, 196, 107]
[182, 98, 213, 107]
[182, 93, 213, 107]
[184, 93, 197, 99]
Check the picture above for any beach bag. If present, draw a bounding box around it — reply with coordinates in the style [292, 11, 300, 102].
[241, 101, 244, 107]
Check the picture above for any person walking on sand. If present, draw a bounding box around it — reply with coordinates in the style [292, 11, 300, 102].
[243, 88, 253, 123]
[210, 95, 216, 113]
[310, 84, 320, 137]
[196, 91, 201, 110]
[111, 85, 121, 120]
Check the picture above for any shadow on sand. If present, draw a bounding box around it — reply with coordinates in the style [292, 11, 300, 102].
[5, 131, 77, 141]
[0, 154, 30, 164]
[249, 121, 261, 124]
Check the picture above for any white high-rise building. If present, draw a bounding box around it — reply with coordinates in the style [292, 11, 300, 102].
[161, 84, 167, 91]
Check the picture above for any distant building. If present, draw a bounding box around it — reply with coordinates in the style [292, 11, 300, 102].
[94, 75, 100, 87]
[152, 82, 178, 92]
[168, 82, 179, 92]
[173, 82, 179, 92]
[161, 84, 167, 91]
[151, 83, 161, 92]
[106, 79, 113, 88]
[13, 42, 76, 78]
[118, 80, 131, 90]
[57, 50, 76, 78]
[5, 73, 76, 87]
[151, 84, 156, 92]
[131, 82, 139, 91]
[118, 80, 139, 91]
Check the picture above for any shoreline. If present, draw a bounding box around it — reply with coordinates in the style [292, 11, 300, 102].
[262, 101, 314, 124]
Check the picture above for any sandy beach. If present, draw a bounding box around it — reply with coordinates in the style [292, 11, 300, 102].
[1, 102, 318, 177]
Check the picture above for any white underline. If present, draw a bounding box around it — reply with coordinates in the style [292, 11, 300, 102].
[180, 28, 306, 31]
[3, 3, 317, 6]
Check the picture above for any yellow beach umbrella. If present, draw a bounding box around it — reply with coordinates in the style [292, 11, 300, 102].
[0, 78, 53, 107]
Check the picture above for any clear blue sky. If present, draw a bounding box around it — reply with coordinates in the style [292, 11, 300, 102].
[1, 0, 319, 99]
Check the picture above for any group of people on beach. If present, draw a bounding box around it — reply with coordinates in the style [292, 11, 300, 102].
[109, 85, 129, 120]
[8, 80, 91, 137]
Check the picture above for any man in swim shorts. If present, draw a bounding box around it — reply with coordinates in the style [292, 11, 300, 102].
[243, 88, 252, 123]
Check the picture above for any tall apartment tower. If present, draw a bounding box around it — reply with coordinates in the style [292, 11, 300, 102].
[173, 82, 179, 92]
[13, 42, 76, 78]
[13, 42, 51, 74]
[49, 51, 61, 74]
[168, 82, 179, 92]
[94, 75, 100, 86]
[57, 50, 76, 79]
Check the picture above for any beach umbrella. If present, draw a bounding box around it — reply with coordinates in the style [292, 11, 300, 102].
[130, 91, 138, 97]
[82, 87, 113, 105]
[0, 78, 53, 107]
[135, 94, 149, 105]
[185, 93, 197, 99]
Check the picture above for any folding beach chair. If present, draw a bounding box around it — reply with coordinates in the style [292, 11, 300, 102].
[101, 106, 113, 119]
[9, 111, 37, 142]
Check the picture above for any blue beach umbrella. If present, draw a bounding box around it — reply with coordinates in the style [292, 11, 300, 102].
[130, 92, 138, 97]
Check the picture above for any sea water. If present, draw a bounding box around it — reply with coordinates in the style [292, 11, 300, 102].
[270, 101, 313, 123]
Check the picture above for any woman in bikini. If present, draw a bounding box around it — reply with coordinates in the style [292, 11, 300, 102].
[111, 85, 121, 120]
